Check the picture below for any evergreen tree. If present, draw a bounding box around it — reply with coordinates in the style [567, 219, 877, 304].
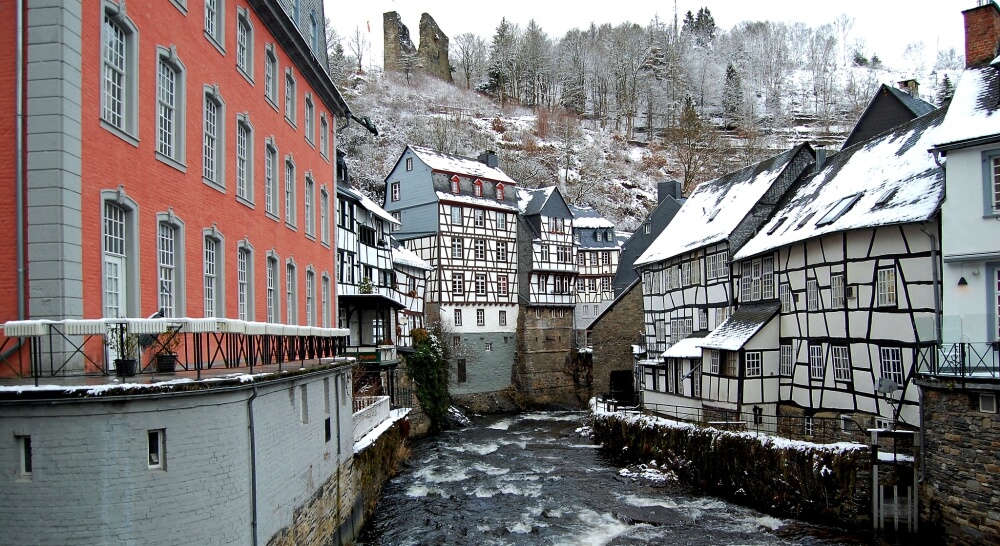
[936, 74, 955, 107]
[722, 62, 745, 129]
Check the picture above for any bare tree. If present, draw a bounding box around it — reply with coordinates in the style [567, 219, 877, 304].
[346, 25, 369, 74]
[902, 41, 927, 75]
[451, 33, 488, 90]
[664, 95, 718, 193]
[833, 14, 855, 68]
[325, 18, 351, 83]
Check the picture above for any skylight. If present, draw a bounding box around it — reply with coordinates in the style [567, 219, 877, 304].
[795, 211, 816, 229]
[816, 193, 863, 226]
[767, 217, 787, 235]
[707, 209, 720, 222]
[874, 188, 897, 207]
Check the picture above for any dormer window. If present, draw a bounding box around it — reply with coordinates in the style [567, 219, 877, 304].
[473, 179, 483, 197]
[496, 183, 505, 200]
[451, 175, 460, 194]
[595, 230, 602, 242]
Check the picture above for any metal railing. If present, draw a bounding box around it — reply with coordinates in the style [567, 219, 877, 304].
[917, 342, 1000, 379]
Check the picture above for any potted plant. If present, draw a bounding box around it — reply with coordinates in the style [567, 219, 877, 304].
[154, 326, 183, 373]
[107, 326, 139, 377]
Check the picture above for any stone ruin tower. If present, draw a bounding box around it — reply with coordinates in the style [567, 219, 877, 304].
[383, 11, 453, 82]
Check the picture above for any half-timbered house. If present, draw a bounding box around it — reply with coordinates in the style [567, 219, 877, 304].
[382, 146, 519, 397]
[515, 187, 581, 403]
[725, 107, 945, 435]
[634, 145, 815, 416]
[392, 241, 431, 349]
[569, 205, 620, 342]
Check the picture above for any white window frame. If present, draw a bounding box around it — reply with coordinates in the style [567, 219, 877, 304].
[809, 344, 824, 380]
[320, 187, 330, 245]
[264, 44, 278, 107]
[204, 0, 225, 50]
[475, 274, 487, 295]
[832, 345, 851, 381]
[877, 267, 897, 307]
[497, 275, 508, 297]
[235, 114, 253, 204]
[476, 308, 485, 326]
[304, 174, 315, 237]
[709, 350, 720, 374]
[156, 48, 186, 167]
[202, 88, 225, 189]
[237, 244, 253, 321]
[305, 269, 315, 326]
[451, 238, 463, 259]
[474, 239, 485, 260]
[147, 429, 166, 469]
[779, 283, 791, 313]
[286, 261, 297, 325]
[321, 274, 331, 327]
[474, 208, 485, 227]
[203, 231, 225, 318]
[101, 6, 138, 142]
[284, 68, 297, 126]
[453, 309, 463, 326]
[807, 279, 819, 311]
[266, 255, 279, 323]
[880, 347, 904, 386]
[451, 274, 464, 295]
[320, 114, 329, 158]
[264, 138, 278, 218]
[304, 94, 315, 144]
[284, 156, 296, 228]
[235, 8, 254, 81]
[451, 206, 462, 225]
[499, 310, 507, 326]
[779, 344, 793, 376]
[831, 274, 845, 309]
[497, 212, 506, 230]
[391, 182, 400, 202]
[745, 352, 762, 378]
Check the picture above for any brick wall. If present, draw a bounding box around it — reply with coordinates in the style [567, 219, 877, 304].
[964, 2, 1000, 68]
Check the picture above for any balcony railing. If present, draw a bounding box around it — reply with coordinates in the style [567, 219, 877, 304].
[0, 318, 348, 384]
[917, 342, 1000, 379]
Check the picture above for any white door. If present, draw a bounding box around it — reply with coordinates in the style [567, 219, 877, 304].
[104, 202, 128, 365]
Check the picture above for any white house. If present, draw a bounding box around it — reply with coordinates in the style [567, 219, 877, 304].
[391, 241, 431, 349]
[569, 204, 620, 343]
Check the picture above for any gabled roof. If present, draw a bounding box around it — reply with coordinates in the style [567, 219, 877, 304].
[734, 108, 946, 261]
[409, 145, 516, 185]
[338, 182, 400, 225]
[841, 84, 937, 149]
[663, 334, 707, 359]
[517, 187, 556, 215]
[700, 302, 780, 351]
[886, 85, 937, 117]
[933, 67, 1000, 149]
[635, 145, 809, 266]
[391, 240, 431, 270]
[568, 205, 615, 228]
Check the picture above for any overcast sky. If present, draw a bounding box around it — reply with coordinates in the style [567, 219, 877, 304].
[325, 0, 965, 72]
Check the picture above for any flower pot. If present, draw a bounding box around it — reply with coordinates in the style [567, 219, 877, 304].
[156, 353, 177, 373]
[114, 358, 137, 377]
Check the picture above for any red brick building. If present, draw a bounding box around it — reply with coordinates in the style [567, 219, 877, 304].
[1, 0, 348, 373]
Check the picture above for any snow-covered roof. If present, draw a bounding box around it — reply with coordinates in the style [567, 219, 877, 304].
[933, 68, 999, 148]
[409, 145, 516, 185]
[516, 186, 555, 215]
[392, 242, 431, 270]
[569, 205, 615, 228]
[735, 108, 945, 261]
[700, 302, 780, 351]
[436, 191, 518, 212]
[663, 336, 705, 359]
[635, 146, 807, 267]
[339, 183, 400, 225]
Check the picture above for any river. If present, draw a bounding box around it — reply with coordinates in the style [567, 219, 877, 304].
[357, 411, 887, 545]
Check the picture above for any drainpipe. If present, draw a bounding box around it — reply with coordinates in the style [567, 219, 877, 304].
[16, 0, 26, 323]
[918, 222, 940, 483]
[247, 385, 259, 546]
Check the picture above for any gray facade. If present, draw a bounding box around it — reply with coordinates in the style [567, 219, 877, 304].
[450, 331, 518, 395]
[613, 181, 684, 296]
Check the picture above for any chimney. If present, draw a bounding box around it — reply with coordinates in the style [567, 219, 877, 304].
[658, 179, 682, 203]
[815, 148, 828, 171]
[478, 150, 498, 168]
[896, 79, 919, 98]
[963, 1, 1000, 68]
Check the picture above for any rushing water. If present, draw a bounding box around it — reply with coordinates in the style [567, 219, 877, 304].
[357, 411, 881, 546]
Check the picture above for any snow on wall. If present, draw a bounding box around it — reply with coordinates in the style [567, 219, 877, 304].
[933, 67, 1000, 147]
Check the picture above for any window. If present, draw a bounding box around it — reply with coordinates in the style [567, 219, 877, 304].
[453, 309, 463, 326]
[816, 193, 862, 226]
[485, 342, 492, 352]
[497, 213, 506, 230]
[740, 256, 773, 301]
[451, 238, 463, 259]
[285, 156, 296, 227]
[405, 157, 413, 170]
[156, 49, 185, 166]
[535, 308, 543, 318]
[322, 274, 331, 327]
[804, 417, 814, 437]
[457, 359, 467, 383]
[204, 0, 224, 48]
[304, 94, 314, 143]
[499, 310, 507, 326]
[451, 206, 462, 225]
[723, 352, 738, 377]
[601, 277, 610, 292]
[583, 306, 590, 318]
[203, 232, 224, 317]
[477, 309, 485, 326]
[541, 245, 550, 262]
[452, 274, 464, 295]
[706, 251, 729, 280]
[148, 430, 165, 469]
[709, 350, 720, 374]
[761, 256, 773, 298]
[237, 244, 252, 320]
[474, 179, 483, 197]
[644, 223, 651, 234]
[779, 283, 791, 313]
[496, 243, 507, 262]
[235, 115, 253, 202]
[537, 274, 548, 294]
[236, 8, 254, 80]
[284, 68, 296, 125]
[602, 252, 610, 266]
[496, 183, 505, 201]
[18, 436, 31, 478]
[202, 88, 225, 188]
[309, 12, 319, 52]
[475, 274, 487, 295]
[451, 175, 460, 194]
[991, 156, 1000, 213]
[264, 45, 278, 105]
[877, 267, 897, 306]
[101, 7, 137, 141]
[305, 270, 315, 326]
[320, 114, 329, 158]
[320, 187, 330, 245]
[474, 239, 485, 260]
[286, 262, 297, 324]
[304, 175, 315, 236]
[809, 344, 824, 379]
[474, 208, 485, 227]
[264, 139, 278, 217]
[832, 346, 851, 381]
[880, 347, 904, 386]
[266, 256, 279, 322]
[497, 275, 508, 297]
[391, 182, 400, 202]
[577, 253, 586, 266]
[831, 274, 845, 309]
[807, 279, 819, 310]
[780, 344, 793, 376]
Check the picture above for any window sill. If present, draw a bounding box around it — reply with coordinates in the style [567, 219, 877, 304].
[155, 152, 186, 173]
[305, 233, 316, 242]
[305, 137, 315, 149]
[236, 196, 255, 209]
[265, 211, 280, 222]
[203, 178, 226, 194]
[205, 32, 226, 56]
[237, 66, 254, 86]
[285, 223, 297, 232]
[101, 120, 139, 147]
[265, 95, 279, 112]
[168, 0, 187, 14]
[285, 116, 297, 130]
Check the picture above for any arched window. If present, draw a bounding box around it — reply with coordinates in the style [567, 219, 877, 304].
[473, 179, 483, 197]
[496, 183, 505, 201]
[451, 175, 460, 194]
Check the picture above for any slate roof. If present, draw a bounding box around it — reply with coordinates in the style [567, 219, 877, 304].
[337, 182, 400, 225]
[734, 107, 946, 261]
[635, 145, 808, 267]
[933, 67, 1000, 149]
[516, 187, 556, 215]
[886, 85, 937, 117]
[569, 205, 615, 228]
[700, 302, 780, 351]
[409, 145, 517, 184]
[391, 240, 431, 270]
[663, 334, 708, 359]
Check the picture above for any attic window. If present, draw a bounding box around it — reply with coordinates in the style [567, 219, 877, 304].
[644, 222, 651, 234]
[816, 193, 862, 226]
[595, 230, 602, 242]
[707, 209, 720, 222]
[767, 217, 787, 235]
[875, 188, 897, 207]
[496, 183, 505, 200]
[473, 179, 483, 197]
[795, 211, 816, 229]
[450, 175, 460, 194]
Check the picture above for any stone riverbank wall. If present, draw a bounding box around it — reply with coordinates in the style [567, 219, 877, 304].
[592, 409, 872, 527]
